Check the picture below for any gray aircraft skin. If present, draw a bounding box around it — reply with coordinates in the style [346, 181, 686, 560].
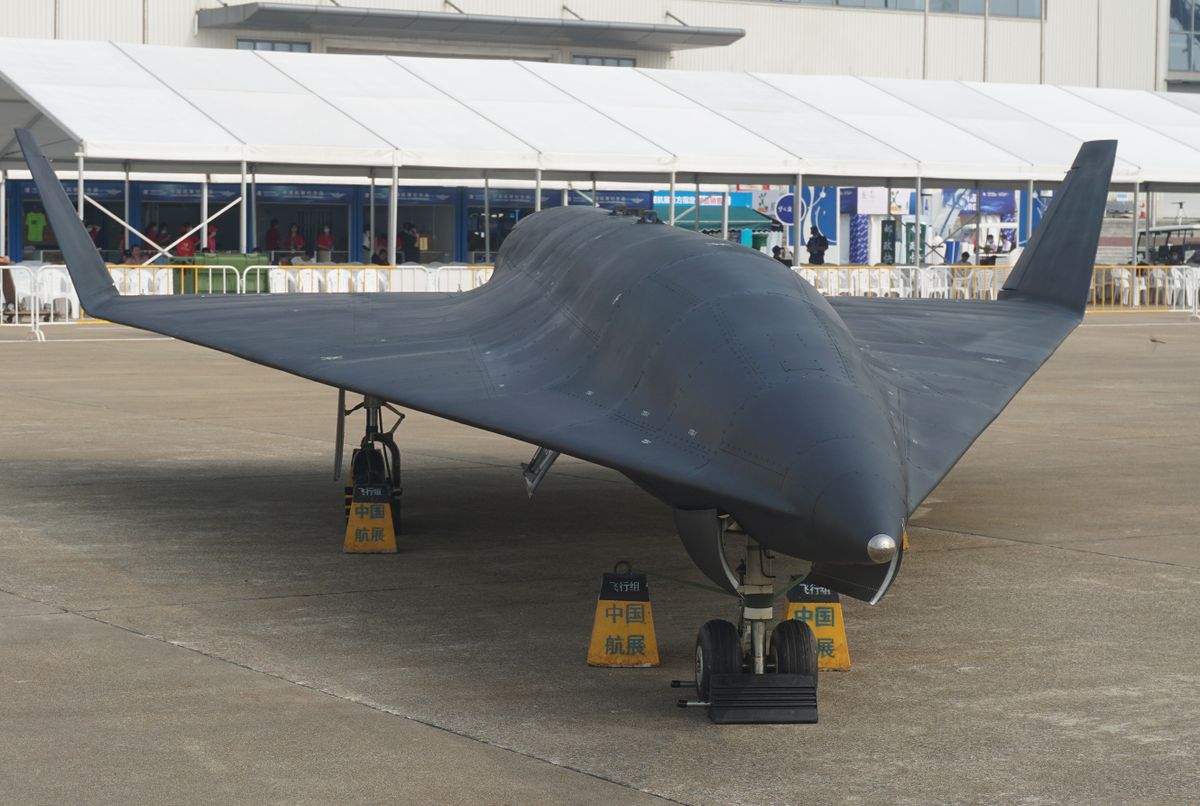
[16, 129, 1116, 605]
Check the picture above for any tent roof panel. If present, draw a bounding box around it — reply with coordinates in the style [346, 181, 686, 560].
[0, 39, 243, 162]
[2, 39, 1200, 185]
[521, 61, 799, 175]
[259, 51, 538, 170]
[970, 83, 1200, 183]
[864, 77, 1142, 182]
[116, 43, 393, 165]
[759, 73, 1032, 179]
[643, 68, 916, 178]
[393, 57, 675, 173]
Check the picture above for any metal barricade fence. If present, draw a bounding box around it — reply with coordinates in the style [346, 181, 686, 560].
[1088, 265, 1195, 310]
[9, 261, 1199, 336]
[799, 265, 1200, 310]
[240, 264, 494, 295]
[1, 264, 45, 340]
[104, 264, 240, 297]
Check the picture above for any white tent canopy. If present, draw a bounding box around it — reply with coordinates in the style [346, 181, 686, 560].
[4, 37, 1200, 187]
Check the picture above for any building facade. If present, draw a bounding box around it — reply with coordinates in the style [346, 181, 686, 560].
[0, 0, 1178, 90]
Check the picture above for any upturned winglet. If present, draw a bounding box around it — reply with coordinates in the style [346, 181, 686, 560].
[15, 128, 119, 313]
[997, 139, 1118, 315]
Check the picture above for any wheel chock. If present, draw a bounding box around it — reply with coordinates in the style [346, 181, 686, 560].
[707, 673, 818, 724]
[586, 562, 659, 667]
[343, 481, 398, 553]
[784, 577, 851, 671]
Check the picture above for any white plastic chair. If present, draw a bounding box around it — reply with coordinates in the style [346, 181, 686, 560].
[35, 267, 79, 320]
[295, 268, 323, 293]
[324, 268, 354, 293]
[922, 267, 950, 299]
[153, 268, 174, 296]
[267, 268, 291, 294]
[7, 266, 39, 318]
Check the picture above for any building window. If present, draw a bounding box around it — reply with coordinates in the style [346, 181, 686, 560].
[988, 0, 1041, 18]
[772, 0, 1038, 12]
[779, 1, 925, 8]
[929, 0, 984, 13]
[1170, 0, 1200, 72]
[571, 55, 636, 67]
[237, 39, 312, 53]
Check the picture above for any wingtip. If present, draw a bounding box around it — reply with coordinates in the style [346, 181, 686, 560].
[13, 128, 119, 313]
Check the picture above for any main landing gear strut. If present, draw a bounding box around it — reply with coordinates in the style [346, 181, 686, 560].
[673, 512, 818, 724]
[336, 391, 404, 538]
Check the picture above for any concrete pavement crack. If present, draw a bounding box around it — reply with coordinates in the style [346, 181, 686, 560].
[0, 582, 683, 805]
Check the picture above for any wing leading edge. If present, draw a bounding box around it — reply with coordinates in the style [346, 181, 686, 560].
[829, 139, 1118, 511]
[13, 129, 788, 513]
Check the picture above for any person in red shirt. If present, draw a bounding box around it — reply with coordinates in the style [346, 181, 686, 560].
[284, 223, 304, 251]
[206, 224, 217, 252]
[315, 225, 334, 262]
[264, 219, 281, 253]
[175, 225, 197, 258]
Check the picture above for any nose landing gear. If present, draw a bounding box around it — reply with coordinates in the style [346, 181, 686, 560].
[673, 511, 819, 724]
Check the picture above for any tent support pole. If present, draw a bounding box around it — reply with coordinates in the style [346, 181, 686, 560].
[238, 160, 247, 254]
[668, 172, 676, 226]
[368, 173, 375, 256]
[1025, 179, 1034, 247]
[973, 180, 981, 258]
[915, 176, 924, 268]
[482, 173, 491, 263]
[388, 164, 399, 266]
[721, 187, 729, 240]
[123, 164, 130, 250]
[1132, 182, 1140, 270]
[694, 178, 701, 231]
[534, 168, 542, 212]
[201, 176, 209, 252]
[793, 173, 803, 268]
[592, 174, 598, 208]
[249, 169, 257, 252]
[76, 154, 85, 219]
[0, 170, 6, 257]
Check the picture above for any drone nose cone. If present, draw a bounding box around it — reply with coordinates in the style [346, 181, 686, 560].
[867, 534, 898, 564]
[808, 468, 906, 564]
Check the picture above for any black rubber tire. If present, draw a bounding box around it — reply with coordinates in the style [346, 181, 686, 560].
[769, 619, 819, 682]
[695, 619, 742, 701]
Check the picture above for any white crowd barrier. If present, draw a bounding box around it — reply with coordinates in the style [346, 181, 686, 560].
[5, 263, 1198, 338]
[242, 264, 492, 295]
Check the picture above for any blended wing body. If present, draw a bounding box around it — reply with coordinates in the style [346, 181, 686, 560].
[17, 128, 1116, 602]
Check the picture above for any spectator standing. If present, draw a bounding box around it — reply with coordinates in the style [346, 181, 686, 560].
[961, 249, 973, 265]
[399, 222, 421, 264]
[264, 219, 281, 254]
[284, 223, 305, 252]
[806, 226, 829, 265]
[316, 225, 334, 262]
[771, 245, 790, 267]
[175, 225, 197, 258]
[1, 255, 14, 322]
[206, 224, 218, 252]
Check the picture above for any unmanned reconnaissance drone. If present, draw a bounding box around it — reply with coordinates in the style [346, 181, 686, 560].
[17, 128, 1116, 722]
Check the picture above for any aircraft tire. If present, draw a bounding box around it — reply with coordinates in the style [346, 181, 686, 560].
[769, 620, 818, 682]
[695, 619, 741, 701]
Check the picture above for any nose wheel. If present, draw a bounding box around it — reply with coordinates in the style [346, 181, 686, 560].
[675, 529, 819, 724]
